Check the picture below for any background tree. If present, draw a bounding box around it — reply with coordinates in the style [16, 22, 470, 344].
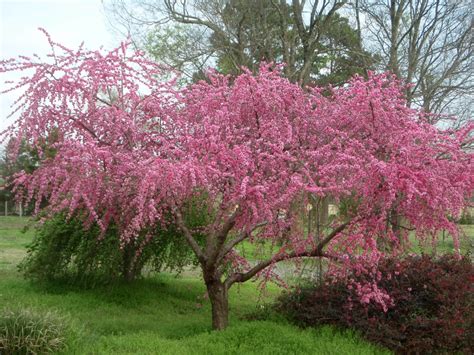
[107, 0, 472, 119]
[1, 131, 58, 179]
[0, 136, 56, 215]
[108, 0, 374, 85]
[1, 35, 472, 330]
[355, 0, 473, 122]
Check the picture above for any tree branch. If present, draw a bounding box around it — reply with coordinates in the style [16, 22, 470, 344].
[225, 220, 351, 288]
[206, 206, 241, 264]
[217, 221, 268, 263]
[174, 207, 206, 263]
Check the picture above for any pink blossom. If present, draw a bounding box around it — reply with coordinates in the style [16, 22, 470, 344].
[1, 32, 472, 316]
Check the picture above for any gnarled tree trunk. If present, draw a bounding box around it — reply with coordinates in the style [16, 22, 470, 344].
[205, 279, 229, 330]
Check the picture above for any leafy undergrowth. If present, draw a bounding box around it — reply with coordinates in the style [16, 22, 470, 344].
[0, 275, 389, 354]
[277, 254, 474, 354]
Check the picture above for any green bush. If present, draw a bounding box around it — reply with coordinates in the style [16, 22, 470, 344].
[19, 202, 209, 286]
[0, 308, 73, 354]
[458, 210, 474, 224]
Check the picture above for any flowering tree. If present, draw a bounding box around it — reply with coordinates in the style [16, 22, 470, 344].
[1, 33, 472, 330]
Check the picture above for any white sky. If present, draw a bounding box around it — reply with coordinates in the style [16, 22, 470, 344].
[0, 0, 123, 133]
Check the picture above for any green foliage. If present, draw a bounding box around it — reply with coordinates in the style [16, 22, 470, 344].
[0, 218, 388, 354]
[337, 195, 361, 220]
[210, 0, 288, 75]
[144, 23, 203, 84]
[143, 1, 375, 86]
[458, 209, 474, 225]
[310, 14, 374, 87]
[0, 308, 74, 354]
[18, 212, 199, 286]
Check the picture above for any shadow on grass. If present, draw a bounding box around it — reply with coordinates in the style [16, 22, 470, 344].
[26, 274, 205, 307]
[1, 273, 389, 353]
[1, 274, 213, 337]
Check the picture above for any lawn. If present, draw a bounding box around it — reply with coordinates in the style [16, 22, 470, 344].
[407, 224, 474, 255]
[0, 216, 389, 354]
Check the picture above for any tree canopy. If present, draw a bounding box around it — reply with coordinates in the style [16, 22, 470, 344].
[1, 32, 472, 329]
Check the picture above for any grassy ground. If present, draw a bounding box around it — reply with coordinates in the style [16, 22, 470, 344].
[0, 216, 35, 270]
[407, 225, 474, 255]
[0, 216, 389, 354]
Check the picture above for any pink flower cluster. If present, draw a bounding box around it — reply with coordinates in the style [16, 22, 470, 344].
[1, 32, 472, 309]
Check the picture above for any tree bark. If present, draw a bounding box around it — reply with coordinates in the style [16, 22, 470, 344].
[122, 244, 138, 282]
[206, 279, 229, 330]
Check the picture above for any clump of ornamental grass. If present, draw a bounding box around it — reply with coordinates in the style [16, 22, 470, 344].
[0, 308, 74, 354]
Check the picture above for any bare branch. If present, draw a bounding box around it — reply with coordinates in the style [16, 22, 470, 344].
[174, 206, 206, 263]
[217, 221, 268, 263]
[225, 220, 351, 288]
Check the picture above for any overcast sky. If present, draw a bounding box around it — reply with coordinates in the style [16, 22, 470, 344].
[0, 0, 123, 133]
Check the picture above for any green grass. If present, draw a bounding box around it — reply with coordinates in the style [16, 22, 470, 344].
[0, 216, 389, 354]
[0, 216, 34, 270]
[237, 240, 276, 261]
[407, 225, 474, 255]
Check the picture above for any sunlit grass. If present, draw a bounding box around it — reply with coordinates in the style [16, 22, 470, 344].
[0, 216, 389, 354]
[2, 215, 470, 353]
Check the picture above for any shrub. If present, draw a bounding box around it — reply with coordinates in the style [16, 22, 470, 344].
[0, 308, 73, 354]
[277, 254, 474, 353]
[458, 210, 474, 225]
[19, 205, 207, 286]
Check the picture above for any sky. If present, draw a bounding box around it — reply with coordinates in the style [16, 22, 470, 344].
[0, 0, 123, 133]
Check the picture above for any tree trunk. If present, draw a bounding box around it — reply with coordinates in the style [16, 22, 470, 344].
[122, 244, 138, 282]
[206, 279, 229, 330]
[318, 197, 329, 228]
[390, 209, 402, 241]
